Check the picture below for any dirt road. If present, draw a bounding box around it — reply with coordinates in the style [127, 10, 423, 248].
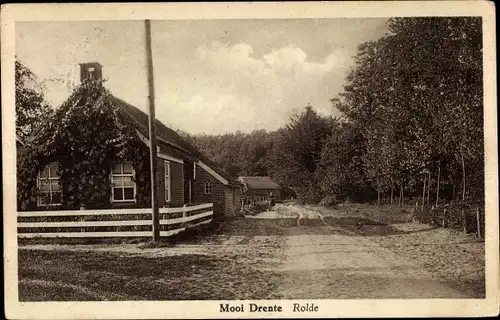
[277, 231, 467, 298]
[256, 204, 481, 298]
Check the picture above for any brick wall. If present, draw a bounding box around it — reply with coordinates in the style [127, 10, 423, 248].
[224, 187, 242, 217]
[234, 187, 242, 213]
[157, 158, 184, 207]
[193, 166, 225, 219]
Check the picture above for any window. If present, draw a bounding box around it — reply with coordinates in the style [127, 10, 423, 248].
[204, 181, 213, 194]
[88, 67, 95, 79]
[111, 161, 135, 202]
[37, 163, 61, 206]
[164, 161, 171, 202]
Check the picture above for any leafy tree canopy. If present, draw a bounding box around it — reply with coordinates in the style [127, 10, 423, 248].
[15, 60, 53, 142]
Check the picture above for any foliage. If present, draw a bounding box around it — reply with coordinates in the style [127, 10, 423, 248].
[271, 105, 334, 202]
[179, 18, 483, 212]
[17, 79, 152, 210]
[416, 199, 484, 235]
[316, 120, 372, 202]
[187, 17, 483, 210]
[180, 129, 280, 179]
[180, 105, 333, 202]
[327, 17, 483, 205]
[15, 60, 53, 142]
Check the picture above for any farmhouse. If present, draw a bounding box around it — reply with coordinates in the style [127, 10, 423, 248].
[238, 176, 281, 204]
[17, 62, 242, 220]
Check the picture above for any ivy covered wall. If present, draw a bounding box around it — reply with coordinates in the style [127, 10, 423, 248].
[17, 80, 154, 210]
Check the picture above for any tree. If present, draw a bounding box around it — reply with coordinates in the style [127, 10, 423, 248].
[322, 17, 483, 206]
[15, 60, 53, 142]
[180, 105, 333, 203]
[178, 129, 275, 178]
[386, 17, 483, 202]
[317, 119, 371, 202]
[239, 130, 274, 176]
[180, 18, 483, 209]
[270, 105, 333, 202]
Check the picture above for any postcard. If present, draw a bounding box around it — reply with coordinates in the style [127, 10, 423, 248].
[2, 1, 498, 318]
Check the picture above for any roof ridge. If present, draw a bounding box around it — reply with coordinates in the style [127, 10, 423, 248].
[110, 94, 237, 183]
[240, 176, 274, 178]
[111, 95, 194, 155]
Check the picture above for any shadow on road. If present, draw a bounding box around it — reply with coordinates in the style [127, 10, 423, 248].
[277, 269, 484, 299]
[320, 216, 439, 236]
[173, 216, 440, 240]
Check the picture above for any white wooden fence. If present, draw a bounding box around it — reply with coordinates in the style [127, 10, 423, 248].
[17, 203, 213, 238]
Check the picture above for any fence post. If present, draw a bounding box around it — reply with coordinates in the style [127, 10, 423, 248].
[183, 204, 188, 228]
[476, 207, 481, 239]
[80, 205, 85, 233]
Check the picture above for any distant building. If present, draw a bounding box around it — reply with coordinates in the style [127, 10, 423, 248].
[238, 176, 281, 204]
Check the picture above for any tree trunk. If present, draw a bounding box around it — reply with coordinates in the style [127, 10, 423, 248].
[462, 209, 467, 233]
[442, 207, 446, 228]
[436, 161, 441, 207]
[476, 207, 481, 239]
[461, 145, 466, 201]
[398, 184, 401, 206]
[421, 175, 426, 211]
[427, 171, 431, 206]
[460, 144, 467, 234]
[399, 185, 403, 207]
[377, 176, 380, 206]
[390, 180, 394, 205]
[401, 185, 404, 206]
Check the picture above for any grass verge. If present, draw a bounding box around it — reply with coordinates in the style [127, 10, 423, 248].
[18, 248, 282, 301]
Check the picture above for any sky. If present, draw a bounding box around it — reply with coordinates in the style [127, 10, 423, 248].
[16, 19, 389, 135]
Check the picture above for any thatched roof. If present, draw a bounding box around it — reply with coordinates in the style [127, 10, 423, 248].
[111, 96, 238, 185]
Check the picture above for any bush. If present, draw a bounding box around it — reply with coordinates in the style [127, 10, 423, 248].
[318, 195, 338, 206]
[414, 199, 484, 237]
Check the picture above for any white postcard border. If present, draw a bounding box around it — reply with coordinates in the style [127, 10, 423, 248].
[2, 1, 498, 318]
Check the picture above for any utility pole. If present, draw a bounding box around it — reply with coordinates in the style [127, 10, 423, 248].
[145, 20, 160, 243]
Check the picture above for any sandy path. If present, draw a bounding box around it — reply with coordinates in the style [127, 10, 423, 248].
[275, 206, 469, 299]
